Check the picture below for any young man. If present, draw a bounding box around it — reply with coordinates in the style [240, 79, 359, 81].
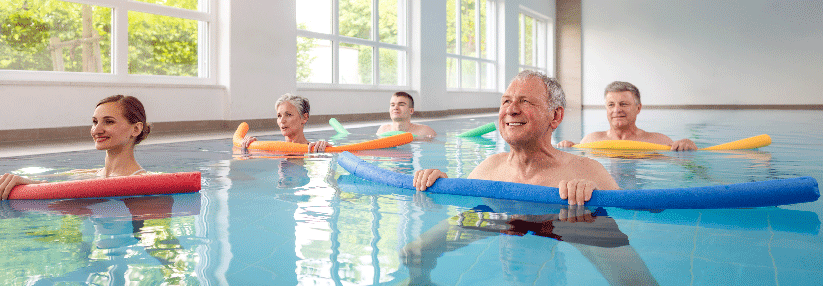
[376, 92, 437, 138]
[557, 81, 697, 151]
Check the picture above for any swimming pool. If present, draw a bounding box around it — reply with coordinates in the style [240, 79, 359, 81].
[1, 109, 821, 285]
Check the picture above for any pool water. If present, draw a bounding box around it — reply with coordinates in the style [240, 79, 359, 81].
[1, 109, 821, 285]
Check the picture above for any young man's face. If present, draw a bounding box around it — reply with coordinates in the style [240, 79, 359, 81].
[389, 95, 414, 122]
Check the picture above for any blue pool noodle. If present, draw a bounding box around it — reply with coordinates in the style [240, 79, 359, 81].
[337, 151, 820, 209]
[337, 175, 820, 234]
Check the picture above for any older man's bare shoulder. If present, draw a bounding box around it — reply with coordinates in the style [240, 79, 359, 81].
[468, 153, 508, 179]
[581, 131, 609, 143]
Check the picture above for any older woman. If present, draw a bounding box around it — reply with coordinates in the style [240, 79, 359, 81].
[1, 95, 151, 200]
[241, 93, 331, 152]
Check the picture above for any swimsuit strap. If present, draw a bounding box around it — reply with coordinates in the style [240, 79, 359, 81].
[129, 168, 146, 176]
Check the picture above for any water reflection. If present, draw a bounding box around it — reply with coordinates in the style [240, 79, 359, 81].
[0, 194, 201, 284]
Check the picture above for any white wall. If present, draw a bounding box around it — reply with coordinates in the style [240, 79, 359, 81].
[0, 0, 554, 132]
[582, 0, 823, 106]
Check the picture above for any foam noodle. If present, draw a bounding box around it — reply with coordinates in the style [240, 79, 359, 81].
[337, 151, 818, 209]
[457, 122, 497, 137]
[573, 134, 772, 151]
[234, 122, 413, 152]
[378, 130, 413, 137]
[9, 172, 201, 200]
[329, 118, 349, 134]
[701, 134, 772, 150]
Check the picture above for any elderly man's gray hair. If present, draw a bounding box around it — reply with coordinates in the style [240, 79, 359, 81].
[604, 81, 641, 105]
[275, 93, 311, 117]
[513, 70, 566, 110]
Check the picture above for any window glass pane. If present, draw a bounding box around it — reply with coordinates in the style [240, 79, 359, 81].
[480, 62, 494, 90]
[446, 0, 456, 54]
[133, 0, 198, 11]
[523, 15, 534, 66]
[128, 11, 198, 76]
[340, 0, 372, 40]
[461, 59, 477, 89]
[1, 1, 111, 73]
[339, 42, 372, 84]
[460, 0, 476, 57]
[447, 57, 458, 88]
[379, 48, 403, 85]
[297, 37, 332, 83]
[379, 0, 398, 44]
[297, 0, 331, 34]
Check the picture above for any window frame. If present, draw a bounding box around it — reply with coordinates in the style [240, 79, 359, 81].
[296, 0, 411, 89]
[0, 0, 217, 85]
[518, 7, 552, 77]
[446, 0, 497, 92]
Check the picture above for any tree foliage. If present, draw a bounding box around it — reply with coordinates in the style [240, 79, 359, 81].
[298, 0, 402, 85]
[0, 0, 198, 76]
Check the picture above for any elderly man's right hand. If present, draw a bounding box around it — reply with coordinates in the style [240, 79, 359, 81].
[413, 169, 448, 192]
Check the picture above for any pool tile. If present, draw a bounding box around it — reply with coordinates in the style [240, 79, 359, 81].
[776, 267, 823, 285]
[694, 233, 775, 268]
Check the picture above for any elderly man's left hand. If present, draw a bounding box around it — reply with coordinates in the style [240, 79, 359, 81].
[670, 139, 697, 151]
[558, 179, 596, 206]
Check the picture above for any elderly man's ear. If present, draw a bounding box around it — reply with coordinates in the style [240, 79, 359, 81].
[550, 107, 564, 129]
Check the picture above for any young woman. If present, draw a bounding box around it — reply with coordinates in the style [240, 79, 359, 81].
[240, 93, 331, 152]
[1, 95, 151, 200]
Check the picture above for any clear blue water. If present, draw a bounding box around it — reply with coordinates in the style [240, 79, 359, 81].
[1, 109, 821, 285]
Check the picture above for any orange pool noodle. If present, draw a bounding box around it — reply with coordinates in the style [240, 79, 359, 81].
[233, 122, 413, 152]
[9, 172, 202, 200]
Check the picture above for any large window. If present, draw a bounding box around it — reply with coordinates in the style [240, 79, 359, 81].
[297, 0, 408, 87]
[0, 0, 213, 82]
[519, 11, 550, 76]
[446, 0, 496, 91]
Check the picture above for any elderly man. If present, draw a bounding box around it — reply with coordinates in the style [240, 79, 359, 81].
[414, 70, 618, 204]
[376, 91, 437, 138]
[558, 81, 697, 151]
[404, 71, 657, 285]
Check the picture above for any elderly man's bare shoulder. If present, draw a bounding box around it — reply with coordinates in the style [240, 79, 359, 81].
[580, 131, 609, 143]
[558, 152, 619, 189]
[467, 153, 508, 179]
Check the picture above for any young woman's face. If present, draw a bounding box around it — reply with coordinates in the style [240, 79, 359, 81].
[277, 101, 308, 139]
[91, 102, 142, 151]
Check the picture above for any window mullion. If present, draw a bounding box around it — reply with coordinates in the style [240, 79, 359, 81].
[475, 0, 481, 89]
[333, 0, 340, 84]
[373, 0, 379, 85]
[113, 6, 128, 78]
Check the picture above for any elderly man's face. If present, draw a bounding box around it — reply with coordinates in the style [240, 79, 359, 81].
[605, 91, 640, 129]
[498, 78, 553, 146]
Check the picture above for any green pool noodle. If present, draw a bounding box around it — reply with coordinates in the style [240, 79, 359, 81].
[378, 130, 416, 137]
[329, 118, 349, 134]
[457, 122, 496, 137]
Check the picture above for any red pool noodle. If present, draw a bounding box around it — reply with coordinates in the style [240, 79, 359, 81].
[8, 172, 201, 200]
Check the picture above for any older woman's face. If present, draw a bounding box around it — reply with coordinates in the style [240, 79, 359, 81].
[277, 101, 308, 139]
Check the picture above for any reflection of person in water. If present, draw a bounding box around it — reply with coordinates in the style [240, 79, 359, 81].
[3, 195, 196, 284]
[402, 200, 658, 285]
[276, 158, 311, 189]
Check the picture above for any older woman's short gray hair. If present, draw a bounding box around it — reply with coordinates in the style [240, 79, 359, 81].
[512, 70, 566, 110]
[275, 93, 311, 117]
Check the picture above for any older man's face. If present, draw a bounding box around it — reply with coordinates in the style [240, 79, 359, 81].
[498, 78, 553, 146]
[605, 91, 640, 130]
